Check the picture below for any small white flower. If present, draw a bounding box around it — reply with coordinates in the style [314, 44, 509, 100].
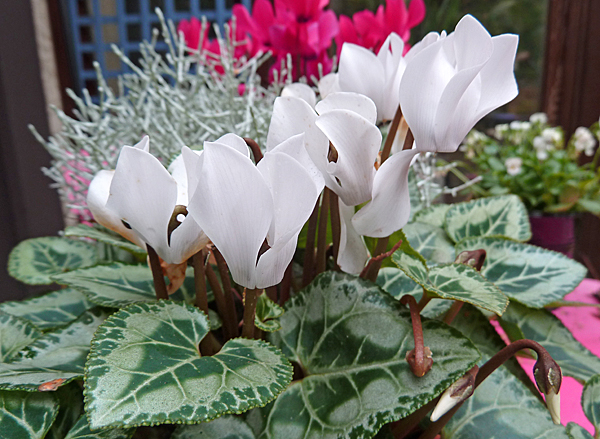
[537, 149, 549, 161]
[505, 157, 522, 175]
[533, 136, 546, 150]
[529, 112, 548, 124]
[510, 120, 531, 131]
[574, 127, 595, 155]
[541, 127, 562, 146]
[495, 123, 509, 139]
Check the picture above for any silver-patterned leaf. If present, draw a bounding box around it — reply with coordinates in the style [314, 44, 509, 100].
[254, 272, 480, 439]
[255, 293, 284, 333]
[500, 302, 600, 382]
[0, 313, 42, 362]
[444, 195, 531, 243]
[8, 237, 99, 285]
[566, 422, 594, 439]
[64, 414, 135, 439]
[412, 204, 451, 228]
[391, 230, 429, 285]
[456, 237, 587, 308]
[403, 222, 455, 264]
[444, 306, 570, 439]
[582, 375, 600, 433]
[64, 225, 146, 259]
[0, 288, 95, 330]
[0, 390, 59, 439]
[172, 416, 255, 439]
[84, 301, 292, 429]
[0, 308, 109, 391]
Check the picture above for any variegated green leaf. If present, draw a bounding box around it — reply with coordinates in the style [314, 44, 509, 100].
[254, 272, 480, 439]
[403, 222, 455, 264]
[500, 302, 600, 382]
[456, 237, 587, 308]
[64, 225, 146, 258]
[444, 195, 531, 243]
[46, 382, 84, 439]
[172, 416, 255, 439]
[0, 313, 42, 362]
[65, 414, 135, 439]
[0, 390, 59, 439]
[412, 204, 451, 228]
[376, 267, 453, 319]
[444, 306, 569, 439]
[255, 293, 284, 332]
[566, 423, 594, 439]
[8, 237, 99, 285]
[84, 301, 292, 429]
[391, 230, 429, 284]
[0, 288, 95, 330]
[582, 375, 600, 432]
[427, 264, 509, 315]
[0, 309, 109, 391]
[53, 263, 204, 308]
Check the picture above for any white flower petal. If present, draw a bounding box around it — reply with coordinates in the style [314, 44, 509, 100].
[254, 237, 298, 289]
[316, 110, 381, 206]
[168, 214, 210, 264]
[281, 83, 317, 108]
[352, 149, 419, 237]
[452, 15, 494, 69]
[181, 146, 204, 203]
[214, 133, 251, 157]
[269, 133, 325, 192]
[318, 73, 341, 98]
[133, 135, 150, 152]
[315, 92, 378, 125]
[168, 149, 203, 206]
[377, 33, 406, 121]
[338, 201, 369, 274]
[187, 142, 274, 289]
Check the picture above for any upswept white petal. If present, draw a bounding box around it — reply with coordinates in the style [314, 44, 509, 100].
[254, 237, 298, 289]
[377, 33, 406, 121]
[315, 92, 378, 125]
[281, 83, 317, 108]
[214, 133, 251, 157]
[105, 146, 178, 262]
[181, 146, 204, 203]
[404, 31, 442, 63]
[187, 142, 274, 289]
[453, 15, 494, 69]
[168, 149, 203, 206]
[317, 73, 341, 98]
[168, 215, 210, 265]
[316, 110, 381, 206]
[338, 201, 370, 274]
[269, 133, 325, 192]
[338, 43, 385, 116]
[87, 170, 145, 248]
[352, 149, 419, 237]
[133, 136, 150, 152]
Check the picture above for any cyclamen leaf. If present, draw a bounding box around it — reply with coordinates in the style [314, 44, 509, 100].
[0, 308, 109, 391]
[0, 288, 95, 330]
[566, 423, 594, 439]
[412, 204, 451, 228]
[444, 306, 569, 439]
[64, 224, 146, 258]
[53, 263, 205, 308]
[0, 313, 42, 362]
[255, 293, 284, 332]
[253, 272, 480, 439]
[391, 230, 429, 285]
[456, 237, 587, 308]
[64, 414, 135, 439]
[444, 195, 531, 243]
[84, 301, 292, 429]
[582, 375, 600, 433]
[172, 416, 255, 439]
[8, 237, 99, 285]
[500, 302, 600, 382]
[403, 222, 455, 264]
[0, 390, 59, 439]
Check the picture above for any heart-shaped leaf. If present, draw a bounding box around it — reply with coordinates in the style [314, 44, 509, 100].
[444, 306, 570, 439]
[582, 375, 600, 432]
[0, 288, 95, 330]
[500, 302, 600, 383]
[64, 414, 135, 439]
[566, 423, 594, 439]
[172, 416, 255, 439]
[456, 237, 587, 308]
[403, 222, 455, 264]
[53, 263, 205, 308]
[255, 293, 284, 332]
[0, 390, 59, 439]
[84, 301, 292, 429]
[0, 313, 42, 362]
[64, 225, 146, 259]
[412, 204, 451, 228]
[8, 237, 99, 285]
[444, 195, 531, 243]
[0, 308, 109, 391]
[251, 272, 480, 439]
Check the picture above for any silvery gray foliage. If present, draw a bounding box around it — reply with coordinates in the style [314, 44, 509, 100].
[30, 10, 288, 220]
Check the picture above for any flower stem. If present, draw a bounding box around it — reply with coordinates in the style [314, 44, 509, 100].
[204, 255, 233, 340]
[417, 289, 432, 312]
[280, 262, 293, 305]
[360, 238, 403, 280]
[315, 189, 330, 276]
[244, 137, 263, 163]
[302, 200, 320, 288]
[328, 189, 341, 269]
[380, 105, 403, 164]
[242, 288, 261, 339]
[443, 301, 464, 325]
[364, 237, 389, 282]
[192, 251, 210, 316]
[146, 244, 169, 300]
[211, 246, 239, 339]
[400, 295, 433, 377]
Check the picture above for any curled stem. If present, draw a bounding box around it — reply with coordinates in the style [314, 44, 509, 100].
[242, 288, 262, 339]
[146, 244, 169, 300]
[400, 295, 433, 377]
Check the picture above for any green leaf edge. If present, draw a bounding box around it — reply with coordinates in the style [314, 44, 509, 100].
[582, 374, 600, 430]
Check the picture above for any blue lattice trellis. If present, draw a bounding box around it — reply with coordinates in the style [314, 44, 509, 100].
[65, 0, 251, 97]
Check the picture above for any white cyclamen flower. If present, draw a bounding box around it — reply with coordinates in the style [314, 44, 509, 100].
[574, 127, 596, 156]
[185, 134, 320, 289]
[505, 157, 522, 175]
[318, 33, 407, 122]
[87, 136, 208, 265]
[400, 15, 519, 153]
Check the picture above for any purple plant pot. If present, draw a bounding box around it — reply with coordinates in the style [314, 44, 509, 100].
[528, 214, 576, 258]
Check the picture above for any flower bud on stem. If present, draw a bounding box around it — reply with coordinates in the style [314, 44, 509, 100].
[400, 294, 433, 378]
[147, 244, 169, 300]
[242, 288, 262, 339]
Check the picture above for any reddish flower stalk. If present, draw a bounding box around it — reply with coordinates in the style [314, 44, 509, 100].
[400, 294, 433, 377]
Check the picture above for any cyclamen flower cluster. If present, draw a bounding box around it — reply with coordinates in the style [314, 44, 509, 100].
[88, 15, 518, 289]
